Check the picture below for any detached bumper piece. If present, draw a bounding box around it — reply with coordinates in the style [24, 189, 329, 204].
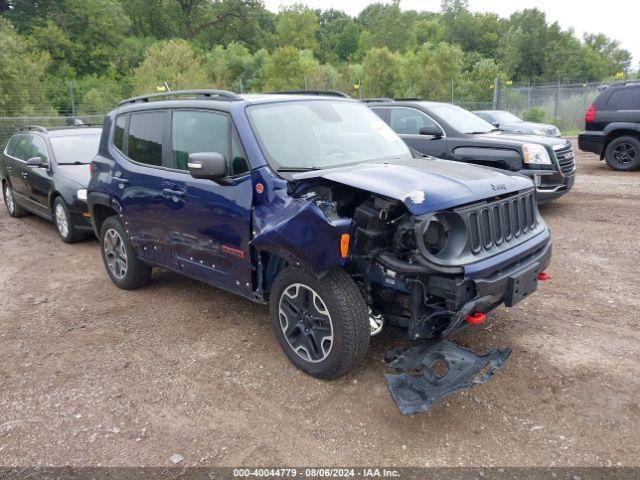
[384, 340, 512, 415]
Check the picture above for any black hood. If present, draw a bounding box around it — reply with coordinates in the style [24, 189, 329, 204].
[472, 131, 569, 149]
[55, 164, 91, 188]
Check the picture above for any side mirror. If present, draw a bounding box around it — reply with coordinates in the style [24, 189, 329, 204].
[187, 152, 228, 180]
[26, 156, 43, 167]
[492, 122, 500, 128]
[419, 125, 443, 138]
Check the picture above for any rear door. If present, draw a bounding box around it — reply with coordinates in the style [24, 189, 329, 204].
[113, 110, 171, 253]
[9, 134, 34, 199]
[2, 135, 21, 186]
[24, 135, 53, 213]
[158, 109, 254, 296]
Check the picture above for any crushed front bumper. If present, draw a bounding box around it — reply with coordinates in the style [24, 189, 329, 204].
[385, 340, 512, 415]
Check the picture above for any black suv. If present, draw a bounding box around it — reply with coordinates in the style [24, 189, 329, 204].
[578, 81, 640, 171]
[367, 100, 575, 203]
[1, 125, 101, 242]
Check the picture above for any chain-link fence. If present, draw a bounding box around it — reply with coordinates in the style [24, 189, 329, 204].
[495, 81, 606, 132]
[0, 115, 105, 148]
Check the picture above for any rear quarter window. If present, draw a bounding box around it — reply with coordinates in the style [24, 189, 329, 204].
[606, 88, 640, 110]
[4, 135, 20, 156]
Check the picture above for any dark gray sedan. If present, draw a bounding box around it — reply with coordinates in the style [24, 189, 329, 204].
[473, 110, 561, 137]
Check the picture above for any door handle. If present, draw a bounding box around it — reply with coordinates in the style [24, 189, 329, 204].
[162, 188, 186, 198]
[113, 176, 129, 184]
[21, 172, 28, 179]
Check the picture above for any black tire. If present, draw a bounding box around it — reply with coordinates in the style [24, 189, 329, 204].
[604, 136, 640, 171]
[99, 216, 152, 290]
[269, 267, 370, 379]
[53, 197, 84, 243]
[2, 182, 28, 218]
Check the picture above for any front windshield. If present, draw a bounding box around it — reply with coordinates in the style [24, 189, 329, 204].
[430, 104, 497, 134]
[247, 100, 412, 171]
[51, 133, 100, 165]
[491, 111, 522, 124]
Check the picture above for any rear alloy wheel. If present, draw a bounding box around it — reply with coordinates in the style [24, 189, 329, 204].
[270, 267, 370, 379]
[605, 136, 640, 171]
[100, 216, 152, 290]
[2, 183, 27, 218]
[53, 197, 84, 243]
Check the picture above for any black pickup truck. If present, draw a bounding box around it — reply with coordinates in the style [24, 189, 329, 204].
[367, 100, 575, 203]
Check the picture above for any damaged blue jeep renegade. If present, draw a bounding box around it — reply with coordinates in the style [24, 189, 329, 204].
[88, 90, 551, 381]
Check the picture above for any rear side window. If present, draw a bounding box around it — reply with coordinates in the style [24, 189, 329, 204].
[171, 110, 249, 176]
[4, 135, 20, 156]
[127, 112, 164, 166]
[29, 136, 49, 164]
[607, 88, 640, 110]
[13, 134, 33, 160]
[113, 115, 126, 152]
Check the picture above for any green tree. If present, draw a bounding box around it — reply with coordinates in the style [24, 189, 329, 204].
[0, 18, 54, 115]
[132, 39, 209, 94]
[362, 47, 403, 97]
[261, 46, 315, 91]
[276, 4, 319, 52]
[316, 9, 360, 63]
[499, 8, 549, 81]
[357, 1, 412, 53]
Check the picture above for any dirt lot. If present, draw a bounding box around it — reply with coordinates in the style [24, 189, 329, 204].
[1, 140, 639, 467]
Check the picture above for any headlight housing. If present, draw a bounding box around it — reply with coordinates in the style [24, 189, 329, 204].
[522, 143, 552, 165]
[76, 189, 88, 201]
[415, 213, 467, 262]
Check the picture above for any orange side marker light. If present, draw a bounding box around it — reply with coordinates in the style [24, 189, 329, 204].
[340, 233, 350, 258]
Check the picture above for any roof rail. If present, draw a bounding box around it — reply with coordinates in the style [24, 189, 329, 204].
[19, 125, 48, 133]
[118, 89, 242, 106]
[267, 90, 351, 98]
[360, 98, 395, 103]
[395, 97, 422, 101]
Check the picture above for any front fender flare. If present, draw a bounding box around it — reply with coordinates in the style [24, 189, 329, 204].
[251, 190, 353, 276]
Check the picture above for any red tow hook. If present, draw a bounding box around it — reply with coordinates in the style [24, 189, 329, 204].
[465, 312, 486, 325]
[537, 271, 551, 281]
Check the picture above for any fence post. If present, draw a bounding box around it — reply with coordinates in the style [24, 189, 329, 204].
[554, 79, 560, 122]
[527, 80, 531, 109]
[492, 78, 499, 110]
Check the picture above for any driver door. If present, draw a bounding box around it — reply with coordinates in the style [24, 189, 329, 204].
[377, 106, 447, 158]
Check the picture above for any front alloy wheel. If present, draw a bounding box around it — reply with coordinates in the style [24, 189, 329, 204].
[279, 283, 334, 363]
[270, 267, 370, 379]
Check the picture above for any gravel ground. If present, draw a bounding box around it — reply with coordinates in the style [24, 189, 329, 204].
[1, 140, 639, 467]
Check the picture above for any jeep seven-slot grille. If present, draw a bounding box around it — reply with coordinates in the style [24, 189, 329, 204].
[554, 145, 576, 176]
[465, 191, 537, 255]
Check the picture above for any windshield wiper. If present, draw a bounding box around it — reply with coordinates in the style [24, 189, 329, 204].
[276, 167, 322, 173]
[58, 161, 88, 165]
[467, 131, 492, 135]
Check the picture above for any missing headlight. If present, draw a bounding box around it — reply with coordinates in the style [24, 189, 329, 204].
[423, 218, 448, 255]
[415, 213, 467, 263]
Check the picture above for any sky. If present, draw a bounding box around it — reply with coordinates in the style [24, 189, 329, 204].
[263, 0, 640, 66]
